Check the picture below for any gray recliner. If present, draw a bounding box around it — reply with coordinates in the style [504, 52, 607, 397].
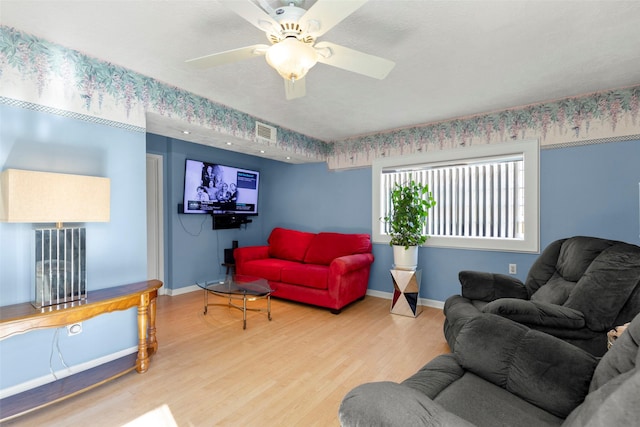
[339, 312, 640, 427]
[444, 236, 640, 356]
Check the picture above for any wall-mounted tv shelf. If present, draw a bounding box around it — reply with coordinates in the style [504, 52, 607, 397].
[212, 214, 252, 230]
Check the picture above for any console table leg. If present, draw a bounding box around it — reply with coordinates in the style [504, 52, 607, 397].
[136, 293, 150, 373]
[147, 293, 158, 355]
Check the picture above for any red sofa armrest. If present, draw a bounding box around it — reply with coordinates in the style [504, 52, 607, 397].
[330, 253, 375, 275]
[328, 253, 375, 309]
[234, 246, 270, 270]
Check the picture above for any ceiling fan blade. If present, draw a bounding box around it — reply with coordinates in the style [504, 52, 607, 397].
[284, 77, 306, 100]
[185, 45, 269, 69]
[255, 0, 276, 16]
[301, 0, 369, 38]
[218, 0, 279, 33]
[314, 41, 395, 79]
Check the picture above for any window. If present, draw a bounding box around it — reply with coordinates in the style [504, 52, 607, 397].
[373, 140, 539, 252]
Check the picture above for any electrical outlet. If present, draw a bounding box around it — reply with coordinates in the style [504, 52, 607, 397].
[66, 322, 82, 336]
[509, 264, 517, 275]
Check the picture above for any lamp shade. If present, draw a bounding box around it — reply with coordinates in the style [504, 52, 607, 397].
[0, 169, 110, 224]
[265, 37, 318, 82]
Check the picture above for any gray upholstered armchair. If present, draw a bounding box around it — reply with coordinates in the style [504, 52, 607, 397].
[339, 312, 640, 427]
[443, 236, 640, 356]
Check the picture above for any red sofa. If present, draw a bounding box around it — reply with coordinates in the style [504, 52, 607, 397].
[234, 227, 375, 313]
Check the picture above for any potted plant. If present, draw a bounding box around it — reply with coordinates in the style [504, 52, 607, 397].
[383, 176, 436, 270]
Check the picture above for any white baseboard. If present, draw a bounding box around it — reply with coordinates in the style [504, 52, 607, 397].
[421, 298, 445, 309]
[365, 289, 391, 299]
[163, 286, 445, 308]
[165, 284, 201, 296]
[0, 346, 138, 399]
[366, 289, 444, 309]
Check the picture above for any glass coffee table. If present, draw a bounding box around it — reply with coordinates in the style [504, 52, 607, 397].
[197, 275, 274, 329]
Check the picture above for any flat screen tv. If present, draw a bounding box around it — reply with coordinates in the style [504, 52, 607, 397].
[182, 159, 260, 216]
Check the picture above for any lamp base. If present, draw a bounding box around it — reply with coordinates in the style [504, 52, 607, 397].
[34, 227, 87, 308]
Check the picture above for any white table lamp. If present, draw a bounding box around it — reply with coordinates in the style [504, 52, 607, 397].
[1, 169, 110, 307]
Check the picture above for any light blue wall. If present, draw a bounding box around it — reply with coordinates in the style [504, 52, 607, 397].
[150, 134, 639, 303]
[257, 139, 640, 302]
[0, 104, 147, 389]
[216, 160, 524, 302]
[402, 140, 640, 300]
[146, 133, 271, 290]
[259, 161, 372, 235]
[146, 137, 374, 291]
[372, 140, 640, 301]
[540, 140, 640, 242]
[2, 103, 638, 392]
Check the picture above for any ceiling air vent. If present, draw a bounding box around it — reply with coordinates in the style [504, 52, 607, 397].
[256, 122, 277, 143]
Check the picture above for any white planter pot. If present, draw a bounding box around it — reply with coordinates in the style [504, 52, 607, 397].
[392, 245, 419, 270]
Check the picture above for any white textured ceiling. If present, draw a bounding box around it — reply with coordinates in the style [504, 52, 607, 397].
[3, 0, 640, 155]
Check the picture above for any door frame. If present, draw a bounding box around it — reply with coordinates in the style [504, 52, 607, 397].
[146, 153, 166, 294]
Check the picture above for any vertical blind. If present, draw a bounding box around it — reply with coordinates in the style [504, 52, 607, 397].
[382, 156, 525, 240]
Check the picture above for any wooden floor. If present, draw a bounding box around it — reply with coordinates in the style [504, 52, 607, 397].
[3, 291, 450, 426]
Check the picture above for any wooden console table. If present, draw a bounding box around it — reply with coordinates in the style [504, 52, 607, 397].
[0, 279, 162, 422]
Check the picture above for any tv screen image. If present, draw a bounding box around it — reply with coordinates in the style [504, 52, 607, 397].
[183, 159, 260, 215]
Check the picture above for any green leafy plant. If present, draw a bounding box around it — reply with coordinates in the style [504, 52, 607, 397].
[383, 177, 436, 249]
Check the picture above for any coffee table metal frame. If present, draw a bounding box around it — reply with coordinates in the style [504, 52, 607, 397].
[198, 275, 273, 329]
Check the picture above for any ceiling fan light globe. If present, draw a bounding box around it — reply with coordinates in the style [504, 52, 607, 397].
[265, 37, 318, 81]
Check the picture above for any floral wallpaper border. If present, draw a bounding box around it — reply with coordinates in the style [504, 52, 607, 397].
[1, 26, 638, 170]
[328, 85, 640, 168]
[0, 26, 330, 160]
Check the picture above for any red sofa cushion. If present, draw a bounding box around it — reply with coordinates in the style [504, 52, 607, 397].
[281, 263, 329, 290]
[303, 232, 372, 265]
[239, 258, 299, 281]
[268, 227, 315, 262]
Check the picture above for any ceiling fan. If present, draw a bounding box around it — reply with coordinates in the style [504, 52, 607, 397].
[186, 0, 395, 100]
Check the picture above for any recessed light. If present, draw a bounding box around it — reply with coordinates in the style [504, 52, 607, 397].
[286, 156, 291, 160]
[182, 130, 190, 135]
[226, 142, 232, 146]
[260, 150, 265, 154]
